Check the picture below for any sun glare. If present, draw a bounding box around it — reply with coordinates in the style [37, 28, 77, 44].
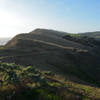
[0, 10, 21, 37]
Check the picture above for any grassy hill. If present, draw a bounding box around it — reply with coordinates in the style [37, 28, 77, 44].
[79, 31, 100, 39]
[67, 31, 100, 40]
[0, 29, 100, 99]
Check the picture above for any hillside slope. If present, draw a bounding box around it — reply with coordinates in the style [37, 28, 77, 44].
[0, 28, 100, 86]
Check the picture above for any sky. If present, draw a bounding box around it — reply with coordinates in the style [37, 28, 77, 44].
[0, 0, 100, 37]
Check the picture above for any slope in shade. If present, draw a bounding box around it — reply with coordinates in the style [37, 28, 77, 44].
[0, 28, 100, 86]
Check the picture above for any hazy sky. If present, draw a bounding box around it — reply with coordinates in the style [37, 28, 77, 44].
[0, 0, 100, 37]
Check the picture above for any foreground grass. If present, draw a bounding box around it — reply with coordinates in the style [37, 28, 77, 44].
[0, 63, 100, 100]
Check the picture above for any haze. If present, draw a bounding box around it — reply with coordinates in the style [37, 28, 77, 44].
[0, 0, 100, 37]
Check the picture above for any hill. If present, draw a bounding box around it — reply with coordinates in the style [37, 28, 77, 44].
[70, 31, 100, 40]
[79, 31, 100, 39]
[0, 29, 100, 84]
[0, 28, 100, 99]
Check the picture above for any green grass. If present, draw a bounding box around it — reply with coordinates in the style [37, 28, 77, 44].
[67, 34, 81, 37]
[0, 62, 100, 100]
[0, 46, 4, 50]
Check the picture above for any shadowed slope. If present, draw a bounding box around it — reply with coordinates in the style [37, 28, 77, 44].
[0, 28, 100, 86]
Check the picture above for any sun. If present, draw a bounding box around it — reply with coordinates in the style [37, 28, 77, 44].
[0, 10, 21, 37]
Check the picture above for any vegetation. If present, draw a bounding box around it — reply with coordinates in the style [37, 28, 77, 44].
[0, 46, 4, 50]
[0, 63, 100, 100]
[63, 34, 100, 47]
[79, 31, 100, 39]
[67, 33, 81, 37]
[68, 31, 100, 40]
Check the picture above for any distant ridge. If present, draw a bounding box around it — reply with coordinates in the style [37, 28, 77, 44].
[78, 31, 100, 40]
